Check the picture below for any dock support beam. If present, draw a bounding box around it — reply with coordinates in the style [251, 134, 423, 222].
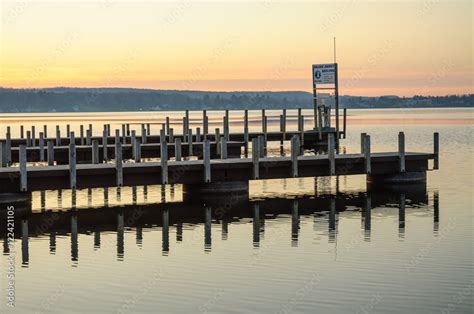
[175, 138, 182, 161]
[115, 142, 123, 187]
[92, 140, 99, 164]
[328, 134, 335, 176]
[291, 135, 299, 177]
[364, 135, 371, 174]
[252, 138, 259, 179]
[19, 145, 27, 191]
[434, 132, 439, 170]
[161, 141, 168, 184]
[203, 139, 211, 182]
[398, 132, 405, 172]
[0, 141, 7, 167]
[47, 140, 54, 166]
[39, 132, 45, 162]
[69, 138, 77, 189]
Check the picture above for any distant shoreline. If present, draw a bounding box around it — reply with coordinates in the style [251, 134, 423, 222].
[0, 87, 472, 113]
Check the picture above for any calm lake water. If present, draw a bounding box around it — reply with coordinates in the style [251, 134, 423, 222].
[0, 108, 473, 313]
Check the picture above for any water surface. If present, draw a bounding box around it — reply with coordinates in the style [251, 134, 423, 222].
[0, 108, 472, 313]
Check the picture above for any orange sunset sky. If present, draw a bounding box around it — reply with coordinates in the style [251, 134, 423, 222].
[0, 0, 472, 96]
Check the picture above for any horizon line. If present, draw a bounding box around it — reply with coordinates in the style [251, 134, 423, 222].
[1, 86, 472, 98]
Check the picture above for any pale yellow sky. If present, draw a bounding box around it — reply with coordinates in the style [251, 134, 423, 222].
[0, 0, 472, 96]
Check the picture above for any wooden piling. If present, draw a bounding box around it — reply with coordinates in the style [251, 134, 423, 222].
[121, 124, 126, 145]
[26, 131, 31, 147]
[434, 132, 439, 170]
[280, 114, 285, 147]
[6, 128, 11, 165]
[203, 139, 211, 182]
[215, 128, 221, 156]
[39, 132, 45, 162]
[115, 141, 123, 186]
[92, 140, 99, 164]
[318, 107, 323, 140]
[175, 138, 182, 161]
[203, 110, 208, 137]
[185, 110, 189, 133]
[47, 140, 54, 166]
[134, 139, 141, 162]
[80, 125, 85, 145]
[85, 129, 92, 146]
[220, 137, 227, 159]
[0, 141, 6, 167]
[20, 125, 24, 139]
[43, 125, 48, 139]
[328, 134, 335, 176]
[188, 129, 193, 156]
[141, 124, 147, 144]
[361, 133, 367, 154]
[244, 109, 249, 157]
[115, 129, 120, 146]
[126, 123, 130, 136]
[31, 126, 36, 146]
[252, 138, 259, 179]
[291, 135, 299, 177]
[258, 135, 265, 158]
[343, 108, 347, 139]
[261, 109, 265, 132]
[19, 145, 27, 191]
[69, 132, 77, 189]
[160, 140, 168, 184]
[131, 130, 136, 159]
[196, 127, 201, 142]
[182, 117, 187, 142]
[160, 128, 166, 145]
[102, 129, 108, 162]
[398, 132, 405, 172]
[299, 114, 304, 154]
[296, 108, 302, 130]
[224, 115, 229, 141]
[66, 124, 70, 138]
[166, 117, 170, 135]
[364, 135, 371, 174]
[263, 115, 268, 154]
[169, 128, 174, 143]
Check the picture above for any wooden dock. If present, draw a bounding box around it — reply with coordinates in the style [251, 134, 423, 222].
[0, 149, 435, 193]
[0, 107, 439, 195]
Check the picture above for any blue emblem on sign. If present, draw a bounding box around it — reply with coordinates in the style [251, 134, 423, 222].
[315, 70, 321, 79]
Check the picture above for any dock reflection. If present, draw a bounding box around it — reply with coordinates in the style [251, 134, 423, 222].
[1, 188, 440, 267]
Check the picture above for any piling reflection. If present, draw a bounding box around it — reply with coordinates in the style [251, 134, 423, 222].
[22, 219, 28, 266]
[71, 215, 78, 263]
[434, 190, 439, 235]
[291, 200, 299, 246]
[162, 210, 169, 255]
[399, 194, 406, 239]
[117, 212, 124, 260]
[364, 196, 371, 242]
[0, 188, 441, 266]
[253, 204, 260, 247]
[204, 207, 212, 252]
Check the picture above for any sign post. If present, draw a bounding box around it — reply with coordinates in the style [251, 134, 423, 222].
[312, 63, 340, 144]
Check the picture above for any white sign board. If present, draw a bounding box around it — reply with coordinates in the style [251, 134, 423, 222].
[312, 63, 336, 84]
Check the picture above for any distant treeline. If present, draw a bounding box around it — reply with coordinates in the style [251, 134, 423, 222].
[0, 87, 472, 112]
